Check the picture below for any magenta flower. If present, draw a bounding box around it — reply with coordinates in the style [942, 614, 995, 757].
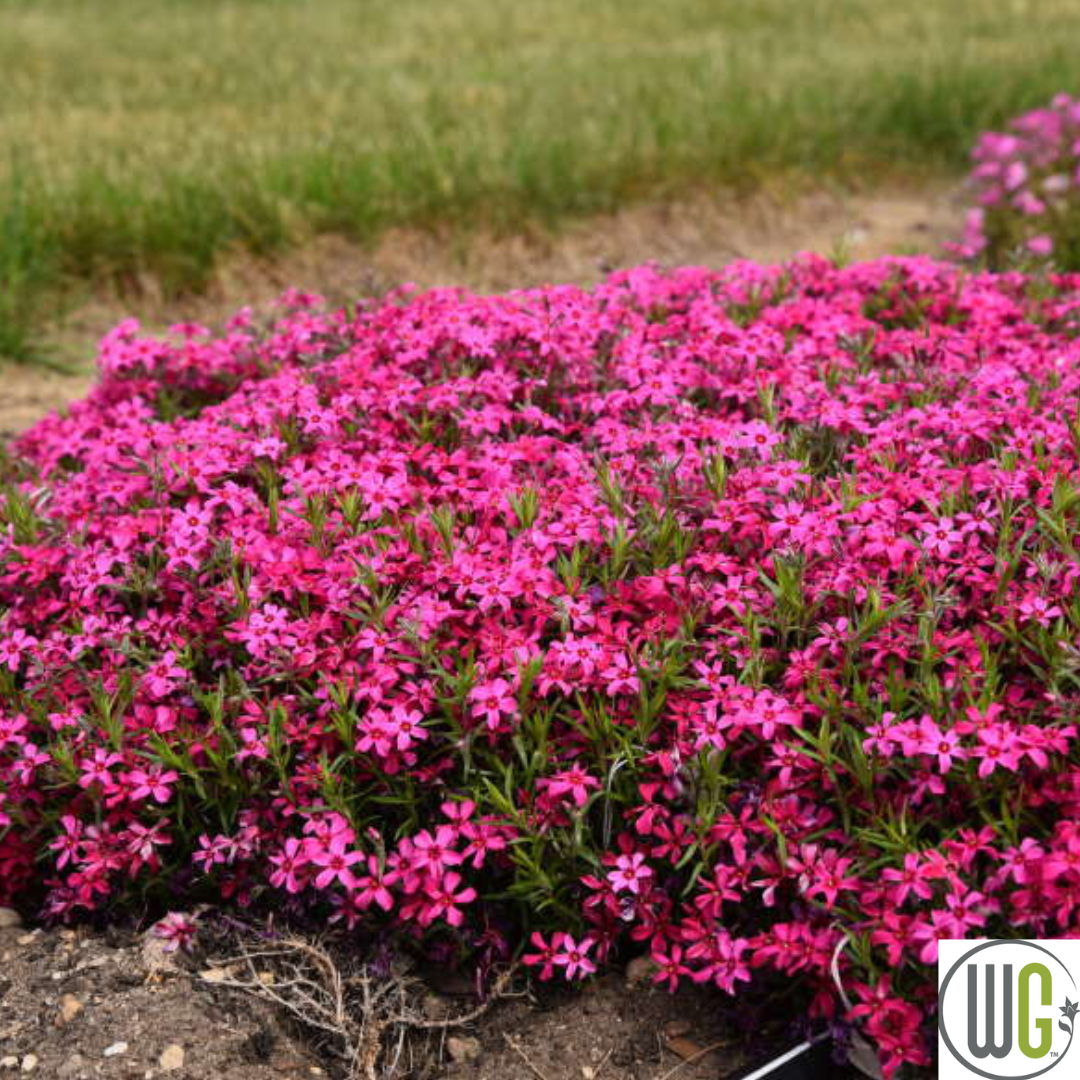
[542, 766, 600, 809]
[153, 911, 198, 953]
[421, 871, 476, 928]
[310, 837, 364, 890]
[551, 935, 596, 981]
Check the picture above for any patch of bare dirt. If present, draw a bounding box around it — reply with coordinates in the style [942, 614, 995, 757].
[0, 367, 96, 443]
[451, 971, 754, 1080]
[0, 183, 962, 439]
[0, 924, 323, 1079]
[1, 920, 840, 1080]
[0, 920, 816, 1080]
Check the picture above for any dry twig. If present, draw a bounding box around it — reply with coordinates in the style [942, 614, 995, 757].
[503, 1033, 552, 1080]
[206, 930, 519, 1080]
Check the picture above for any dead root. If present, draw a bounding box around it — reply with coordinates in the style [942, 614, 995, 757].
[203, 932, 521, 1079]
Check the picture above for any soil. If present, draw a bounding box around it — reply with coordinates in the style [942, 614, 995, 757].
[0, 924, 324, 1079]
[0, 182, 962, 439]
[441, 969, 755, 1080]
[0, 920, 827, 1080]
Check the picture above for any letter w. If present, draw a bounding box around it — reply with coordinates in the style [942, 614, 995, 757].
[968, 964, 1013, 1059]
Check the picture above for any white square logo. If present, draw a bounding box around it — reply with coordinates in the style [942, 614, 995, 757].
[939, 939, 1080, 1078]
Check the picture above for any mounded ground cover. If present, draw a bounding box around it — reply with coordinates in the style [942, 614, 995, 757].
[4, 256, 1080, 1076]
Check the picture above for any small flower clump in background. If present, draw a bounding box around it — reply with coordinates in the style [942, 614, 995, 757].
[956, 92, 1080, 269]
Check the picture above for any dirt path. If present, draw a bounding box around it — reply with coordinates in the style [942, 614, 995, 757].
[0, 183, 961, 437]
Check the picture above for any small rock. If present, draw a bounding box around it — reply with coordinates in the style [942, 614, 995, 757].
[200, 967, 230, 983]
[625, 955, 656, 986]
[446, 1036, 481, 1064]
[19, 1057, 37, 1074]
[159, 1045, 185, 1071]
[58, 994, 84, 1024]
[0, 1059, 17, 1071]
[0, 908, 22, 929]
[103, 1042, 129, 1058]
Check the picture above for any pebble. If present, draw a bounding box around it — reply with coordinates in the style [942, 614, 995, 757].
[0, 1059, 16, 1071]
[19, 1057, 37, 1074]
[103, 1042, 128, 1058]
[159, 1045, 185, 1071]
[0, 909, 22, 930]
[57, 994, 84, 1025]
[446, 1036, 481, 1064]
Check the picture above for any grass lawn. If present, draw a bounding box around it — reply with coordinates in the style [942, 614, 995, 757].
[1, 0, 1078, 360]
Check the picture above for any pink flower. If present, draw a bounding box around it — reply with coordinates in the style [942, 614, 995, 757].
[551, 935, 596, 981]
[421, 871, 476, 927]
[542, 765, 600, 809]
[607, 852, 653, 895]
[153, 911, 198, 953]
[919, 518, 963, 558]
[0, 629, 38, 672]
[309, 837, 364, 890]
[127, 766, 179, 804]
[352, 856, 398, 912]
[469, 678, 518, 730]
[651, 943, 690, 992]
[523, 931, 559, 979]
[269, 838, 310, 894]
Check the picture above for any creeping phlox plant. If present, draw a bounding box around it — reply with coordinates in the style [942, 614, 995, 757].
[5, 258, 1080, 1075]
[958, 93, 1080, 271]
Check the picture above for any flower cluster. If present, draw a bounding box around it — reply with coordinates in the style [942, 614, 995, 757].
[6, 258, 1080, 1074]
[956, 93, 1080, 270]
